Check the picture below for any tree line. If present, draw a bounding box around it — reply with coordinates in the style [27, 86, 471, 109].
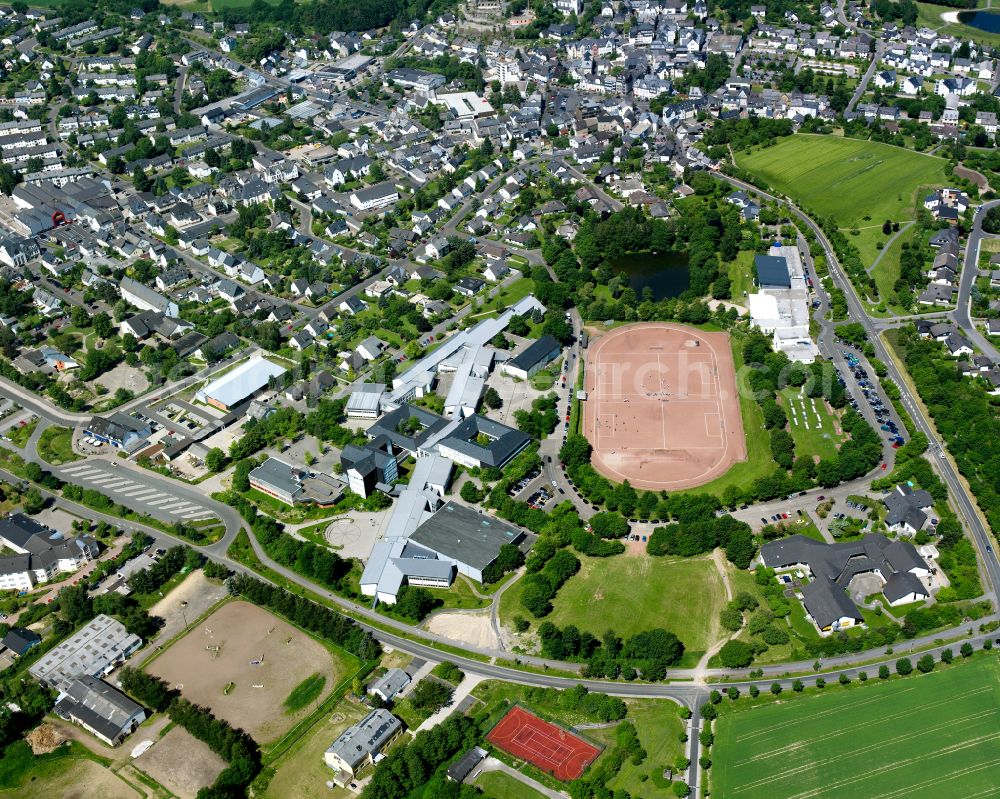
[228, 574, 381, 662]
[538, 622, 686, 681]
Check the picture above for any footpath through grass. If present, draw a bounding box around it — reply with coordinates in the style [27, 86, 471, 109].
[735, 135, 949, 228]
[712, 656, 1000, 799]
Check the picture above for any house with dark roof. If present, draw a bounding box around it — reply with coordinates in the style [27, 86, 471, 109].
[1, 627, 41, 656]
[759, 533, 933, 631]
[882, 484, 933, 535]
[366, 403, 452, 455]
[500, 335, 561, 380]
[754, 254, 791, 288]
[341, 435, 398, 499]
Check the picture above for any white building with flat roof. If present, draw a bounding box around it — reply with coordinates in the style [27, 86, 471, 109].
[194, 354, 286, 410]
[29, 615, 141, 692]
[747, 245, 818, 363]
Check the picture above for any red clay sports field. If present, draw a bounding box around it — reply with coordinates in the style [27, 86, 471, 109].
[582, 322, 746, 491]
[486, 706, 602, 781]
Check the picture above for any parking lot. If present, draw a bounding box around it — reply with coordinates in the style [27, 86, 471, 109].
[58, 461, 216, 522]
[841, 350, 903, 448]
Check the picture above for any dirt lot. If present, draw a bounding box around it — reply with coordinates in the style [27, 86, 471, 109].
[425, 609, 500, 650]
[145, 570, 229, 654]
[86, 362, 149, 396]
[134, 726, 226, 799]
[146, 601, 340, 744]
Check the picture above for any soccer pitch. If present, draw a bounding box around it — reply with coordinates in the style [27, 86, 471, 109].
[712, 657, 1000, 799]
[735, 135, 949, 228]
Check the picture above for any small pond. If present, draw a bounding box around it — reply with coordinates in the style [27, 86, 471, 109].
[958, 11, 1000, 32]
[610, 252, 690, 301]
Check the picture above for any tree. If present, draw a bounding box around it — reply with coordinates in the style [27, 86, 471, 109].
[409, 678, 453, 711]
[205, 447, 228, 472]
[770, 682, 782, 695]
[961, 642, 974, 658]
[22, 487, 45, 514]
[895, 658, 913, 676]
[93, 312, 114, 339]
[917, 654, 935, 673]
[879, 664, 890, 679]
[792, 679, 803, 692]
[718, 640, 753, 669]
[482, 387, 502, 409]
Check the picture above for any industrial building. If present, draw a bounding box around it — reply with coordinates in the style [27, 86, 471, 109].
[747, 245, 819, 363]
[195, 354, 287, 411]
[29, 615, 142, 692]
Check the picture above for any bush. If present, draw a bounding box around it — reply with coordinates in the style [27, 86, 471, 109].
[896, 658, 913, 676]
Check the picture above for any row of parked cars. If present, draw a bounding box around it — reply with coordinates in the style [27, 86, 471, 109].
[842, 350, 904, 448]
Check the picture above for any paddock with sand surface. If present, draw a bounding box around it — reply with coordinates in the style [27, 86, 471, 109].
[583, 323, 745, 490]
[146, 601, 348, 745]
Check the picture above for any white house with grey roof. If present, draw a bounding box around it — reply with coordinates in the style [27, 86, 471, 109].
[120, 276, 179, 317]
[368, 668, 411, 702]
[324, 708, 402, 784]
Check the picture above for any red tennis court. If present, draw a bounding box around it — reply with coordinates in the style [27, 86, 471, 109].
[486, 706, 601, 781]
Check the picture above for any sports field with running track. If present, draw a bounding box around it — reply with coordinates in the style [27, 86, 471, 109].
[713, 657, 1000, 799]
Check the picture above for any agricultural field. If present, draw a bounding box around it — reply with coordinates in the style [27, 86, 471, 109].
[145, 601, 358, 745]
[712, 656, 1000, 798]
[735, 135, 950, 229]
[501, 553, 728, 663]
[779, 387, 844, 461]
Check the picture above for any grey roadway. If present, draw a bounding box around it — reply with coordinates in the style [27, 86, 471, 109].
[953, 199, 1000, 362]
[722, 174, 1000, 601]
[846, 41, 886, 117]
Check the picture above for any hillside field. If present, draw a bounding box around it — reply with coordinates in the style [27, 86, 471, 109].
[735, 135, 949, 228]
[712, 656, 1000, 799]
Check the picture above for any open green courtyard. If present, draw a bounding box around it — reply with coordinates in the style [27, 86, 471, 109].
[735, 135, 950, 229]
[502, 554, 728, 663]
[713, 656, 1000, 799]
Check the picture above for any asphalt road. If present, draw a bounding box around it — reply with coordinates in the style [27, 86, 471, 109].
[953, 199, 1000, 362]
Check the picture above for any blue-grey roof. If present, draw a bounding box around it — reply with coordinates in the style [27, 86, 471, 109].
[754, 254, 791, 288]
